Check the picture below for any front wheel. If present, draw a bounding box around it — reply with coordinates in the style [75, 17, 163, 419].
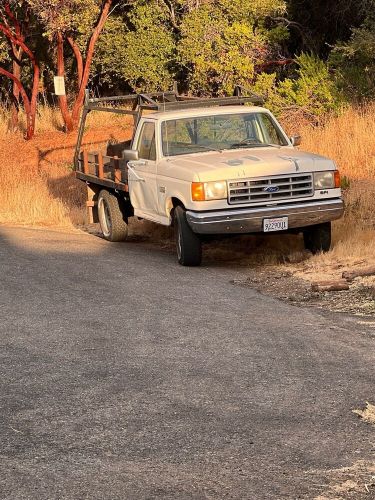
[303, 222, 331, 254]
[98, 190, 129, 242]
[174, 206, 202, 266]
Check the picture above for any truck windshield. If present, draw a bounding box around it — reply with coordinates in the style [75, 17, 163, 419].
[161, 112, 288, 156]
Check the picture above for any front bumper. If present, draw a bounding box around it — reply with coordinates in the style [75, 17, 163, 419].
[186, 199, 344, 235]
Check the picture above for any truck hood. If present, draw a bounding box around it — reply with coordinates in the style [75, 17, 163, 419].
[159, 147, 336, 182]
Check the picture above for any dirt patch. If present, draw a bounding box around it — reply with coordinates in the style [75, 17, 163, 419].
[312, 461, 375, 499]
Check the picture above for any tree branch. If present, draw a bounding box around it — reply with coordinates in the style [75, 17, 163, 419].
[67, 36, 83, 89]
[162, 0, 179, 30]
[0, 23, 35, 62]
[72, 0, 113, 123]
[256, 58, 295, 71]
[4, 1, 23, 39]
[6, 43, 24, 66]
[270, 16, 315, 50]
[0, 66, 30, 113]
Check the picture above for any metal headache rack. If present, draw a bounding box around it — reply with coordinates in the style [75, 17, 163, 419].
[84, 86, 264, 115]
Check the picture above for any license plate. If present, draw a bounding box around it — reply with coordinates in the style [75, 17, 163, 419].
[263, 217, 288, 232]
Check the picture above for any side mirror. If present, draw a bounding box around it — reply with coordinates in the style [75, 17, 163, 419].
[290, 135, 301, 147]
[122, 149, 139, 161]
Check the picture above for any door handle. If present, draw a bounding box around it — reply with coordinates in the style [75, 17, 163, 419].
[127, 165, 145, 182]
[128, 160, 147, 167]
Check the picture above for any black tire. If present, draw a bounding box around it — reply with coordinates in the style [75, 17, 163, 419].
[303, 222, 331, 254]
[174, 206, 202, 266]
[98, 190, 128, 242]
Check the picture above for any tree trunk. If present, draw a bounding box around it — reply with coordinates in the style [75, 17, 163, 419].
[57, 31, 74, 132]
[0, 9, 39, 140]
[71, 0, 112, 127]
[10, 45, 22, 131]
[67, 36, 83, 90]
[0, 66, 32, 132]
[26, 59, 40, 140]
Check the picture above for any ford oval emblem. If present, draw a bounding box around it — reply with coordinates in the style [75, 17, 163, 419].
[263, 185, 280, 193]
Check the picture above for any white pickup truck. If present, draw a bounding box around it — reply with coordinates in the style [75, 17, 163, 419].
[74, 91, 343, 266]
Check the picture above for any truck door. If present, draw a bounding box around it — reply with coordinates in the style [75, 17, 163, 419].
[128, 121, 159, 219]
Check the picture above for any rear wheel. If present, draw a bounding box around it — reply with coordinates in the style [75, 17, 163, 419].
[303, 222, 331, 254]
[174, 206, 202, 266]
[98, 190, 128, 242]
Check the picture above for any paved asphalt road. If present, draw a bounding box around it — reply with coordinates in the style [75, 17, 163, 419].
[0, 226, 374, 499]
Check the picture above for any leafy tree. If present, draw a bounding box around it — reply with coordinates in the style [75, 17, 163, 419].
[93, 0, 291, 96]
[28, 0, 116, 131]
[91, 16, 127, 91]
[121, 3, 175, 91]
[0, 1, 40, 139]
[94, 2, 175, 92]
[177, 1, 287, 95]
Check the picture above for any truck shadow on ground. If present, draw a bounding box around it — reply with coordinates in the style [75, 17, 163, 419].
[86, 217, 306, 268]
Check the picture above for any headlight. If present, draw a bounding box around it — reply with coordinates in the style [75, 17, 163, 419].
[314, 171, 336, 189]
[192, 181, 227, 201]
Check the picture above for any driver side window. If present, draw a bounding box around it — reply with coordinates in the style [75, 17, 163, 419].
[138, 122, 156, 161]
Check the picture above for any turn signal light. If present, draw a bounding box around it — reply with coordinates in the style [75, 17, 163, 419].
[334, 170, 341, 188]
[191, 182, 205, 201]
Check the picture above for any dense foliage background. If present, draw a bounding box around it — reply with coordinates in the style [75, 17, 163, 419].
[1, 0, 375, 136]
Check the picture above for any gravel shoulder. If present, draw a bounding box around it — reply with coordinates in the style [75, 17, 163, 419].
[235, 264, 375, 317]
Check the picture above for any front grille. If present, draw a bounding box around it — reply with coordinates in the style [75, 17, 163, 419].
[228, 173, 314, 205]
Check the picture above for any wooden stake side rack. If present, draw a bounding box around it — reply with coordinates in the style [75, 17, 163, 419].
[76, 150, 129, 192]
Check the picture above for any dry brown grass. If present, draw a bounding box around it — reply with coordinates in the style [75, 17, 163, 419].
[313, 460, 375, 499]
[0, 104, 133, 137]
[353, 402, 375, 426]
[299, 104, 375, 181]
[279, 105, 375, 276]
[0, 111, 132, 227]
[0, 160, 72, 227]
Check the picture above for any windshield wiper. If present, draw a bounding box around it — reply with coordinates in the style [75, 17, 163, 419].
[185, 143, 223, 153]
[230, 139, 281, 149]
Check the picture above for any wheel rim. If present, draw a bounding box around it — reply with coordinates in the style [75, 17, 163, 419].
[98, 198, 112, 238]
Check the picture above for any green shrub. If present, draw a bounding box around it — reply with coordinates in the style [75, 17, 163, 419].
[251, 53, 343, 118]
